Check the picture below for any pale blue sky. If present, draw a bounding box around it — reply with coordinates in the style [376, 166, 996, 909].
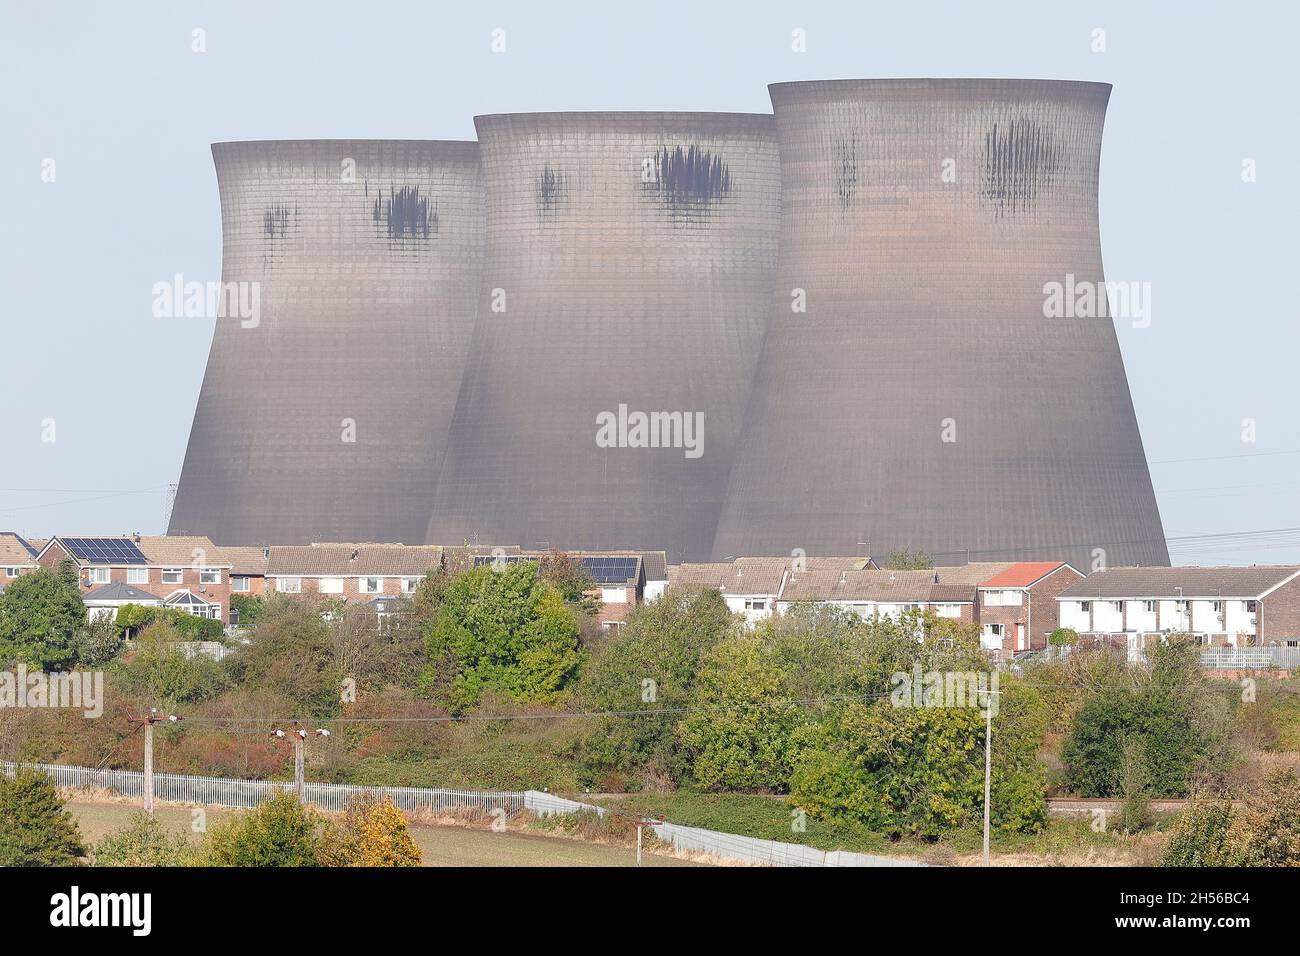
[2, 0, 1296, 564]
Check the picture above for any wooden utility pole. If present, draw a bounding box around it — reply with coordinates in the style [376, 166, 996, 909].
[983, 706, 992, 866]
[293, 732, 305, 802]
[131, 709, 180, 816]
[143, 720, 154, 815]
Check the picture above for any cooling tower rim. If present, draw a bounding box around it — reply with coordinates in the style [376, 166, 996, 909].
[473, 111, 775, 137]
[210, 139, 481, 164]
[769, 77, 1112, 104]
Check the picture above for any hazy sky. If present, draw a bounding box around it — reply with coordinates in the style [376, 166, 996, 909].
[2, 0, 1296, 565]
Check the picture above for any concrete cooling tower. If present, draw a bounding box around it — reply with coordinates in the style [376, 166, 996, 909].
[425, 112, 781, 561]
[169, 140, 485, 546]
[712, 79, 1168, 569]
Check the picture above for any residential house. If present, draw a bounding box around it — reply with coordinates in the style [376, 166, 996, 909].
[670, 558, 792, 624]
[264, 543, 444, 602]
[778, 567, 978, 623]
[975, 562, 1084, 657]
[35, 535, 233, 624]
[1056, 565, 1300, 658]
[224, 546, 271, 598]
[0, 532, 40, 593]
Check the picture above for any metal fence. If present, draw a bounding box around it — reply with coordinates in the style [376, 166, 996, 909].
[1, 761, 524, 815]
[523, 791, 924, 867]
[1201, 647, 1300, 670]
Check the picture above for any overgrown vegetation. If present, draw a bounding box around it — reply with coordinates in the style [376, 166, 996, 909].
[5, 550, 1299, 860]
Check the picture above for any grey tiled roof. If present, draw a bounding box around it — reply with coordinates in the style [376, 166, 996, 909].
[781, 568, 976, 603]
[83, 583, 163, 603]
[1057, 566, 1300, 600]
[267, 544, 444, 577]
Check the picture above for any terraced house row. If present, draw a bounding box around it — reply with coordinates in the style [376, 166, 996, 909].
[5, 531, 1298, 657]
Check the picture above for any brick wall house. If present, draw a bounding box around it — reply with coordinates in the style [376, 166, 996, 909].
[976, 562, 1084, 658]
[34, 535, 233, 624]
[0, 532, 40, 592]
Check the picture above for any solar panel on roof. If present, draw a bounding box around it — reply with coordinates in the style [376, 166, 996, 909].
[582, 556, 638, 584]
[63, 537, 148, 565]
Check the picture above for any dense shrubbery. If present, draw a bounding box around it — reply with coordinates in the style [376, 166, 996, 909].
[93, 812, 195, 866]
[421, 563, 582, 710]
[1161, 769, 1300, 866]
[115, 603, 224, 641]
[0, 766, 86, 865]
[1062, 639, 1234, 797]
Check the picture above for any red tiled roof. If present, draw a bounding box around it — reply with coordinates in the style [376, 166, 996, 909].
[980, 562, 1071, 588]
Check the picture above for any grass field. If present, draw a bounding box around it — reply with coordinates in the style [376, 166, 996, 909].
[67, 800, 701, 868]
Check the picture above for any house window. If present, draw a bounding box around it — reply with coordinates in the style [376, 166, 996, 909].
[277, 577, 302, 594]
[401, 577, 420, 594]
[199, 568, 221, 585]
[361, 577, 382, 594]
[87, 567, 110, 585]
[1144, 600, 1156, 613]
[161, 568, 183, 585]
[3, 568, 16, 578]
[231, 576, 250, 593]
[1079, 602, 1090, 612]
[744, 598, 767, 611]
[1247, 601, 1258, 613]
[1212, 601, 1224, 613]
[319, 578, 345, 595]
[600, 621, 624, 633]
[127, 568, 149, 585]
[935, 604, 962, 618]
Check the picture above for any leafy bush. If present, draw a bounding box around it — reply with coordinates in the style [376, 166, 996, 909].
[321, 794, 421, 867]
[676, 634, 801, 791]
[77, 614, 125, 666]
[790, 679, 1047, 839]
[1235, 768, 1300, 866]
[94, 812, 195, 866]
[0, 561, 86, 670]
[422, 563, 582, 710]
[225, 596, 341, 717]
[112, 621, 228, 704]
[0, 766, 86, 865]
[202, 791, 326, 866]
[1160, 799, 1239, 866]
[1063, 639, 1234, 797]
[115, 604, 223, 641]
[1048, 627, 1078, 647]
[229, 593, 265, 628]
[575, 588, 732, 788]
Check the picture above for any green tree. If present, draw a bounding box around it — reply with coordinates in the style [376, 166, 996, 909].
[112, 620, 227, 704]
[574, 588, 732, 788]
[422, 563, 582, 710]
[226, 595, 341, 717]
[0, 767, 86, 866]
[0, 560, 86, 670]
[1063, 639, 1234, 797]
[94, 812, 195, 866]
[202, 791, 325, 866]
[229, 594, 265, 628]
[790, 677, 1047, 839]
[539, 550, 597, 610]
[676, 634, 801, 791]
